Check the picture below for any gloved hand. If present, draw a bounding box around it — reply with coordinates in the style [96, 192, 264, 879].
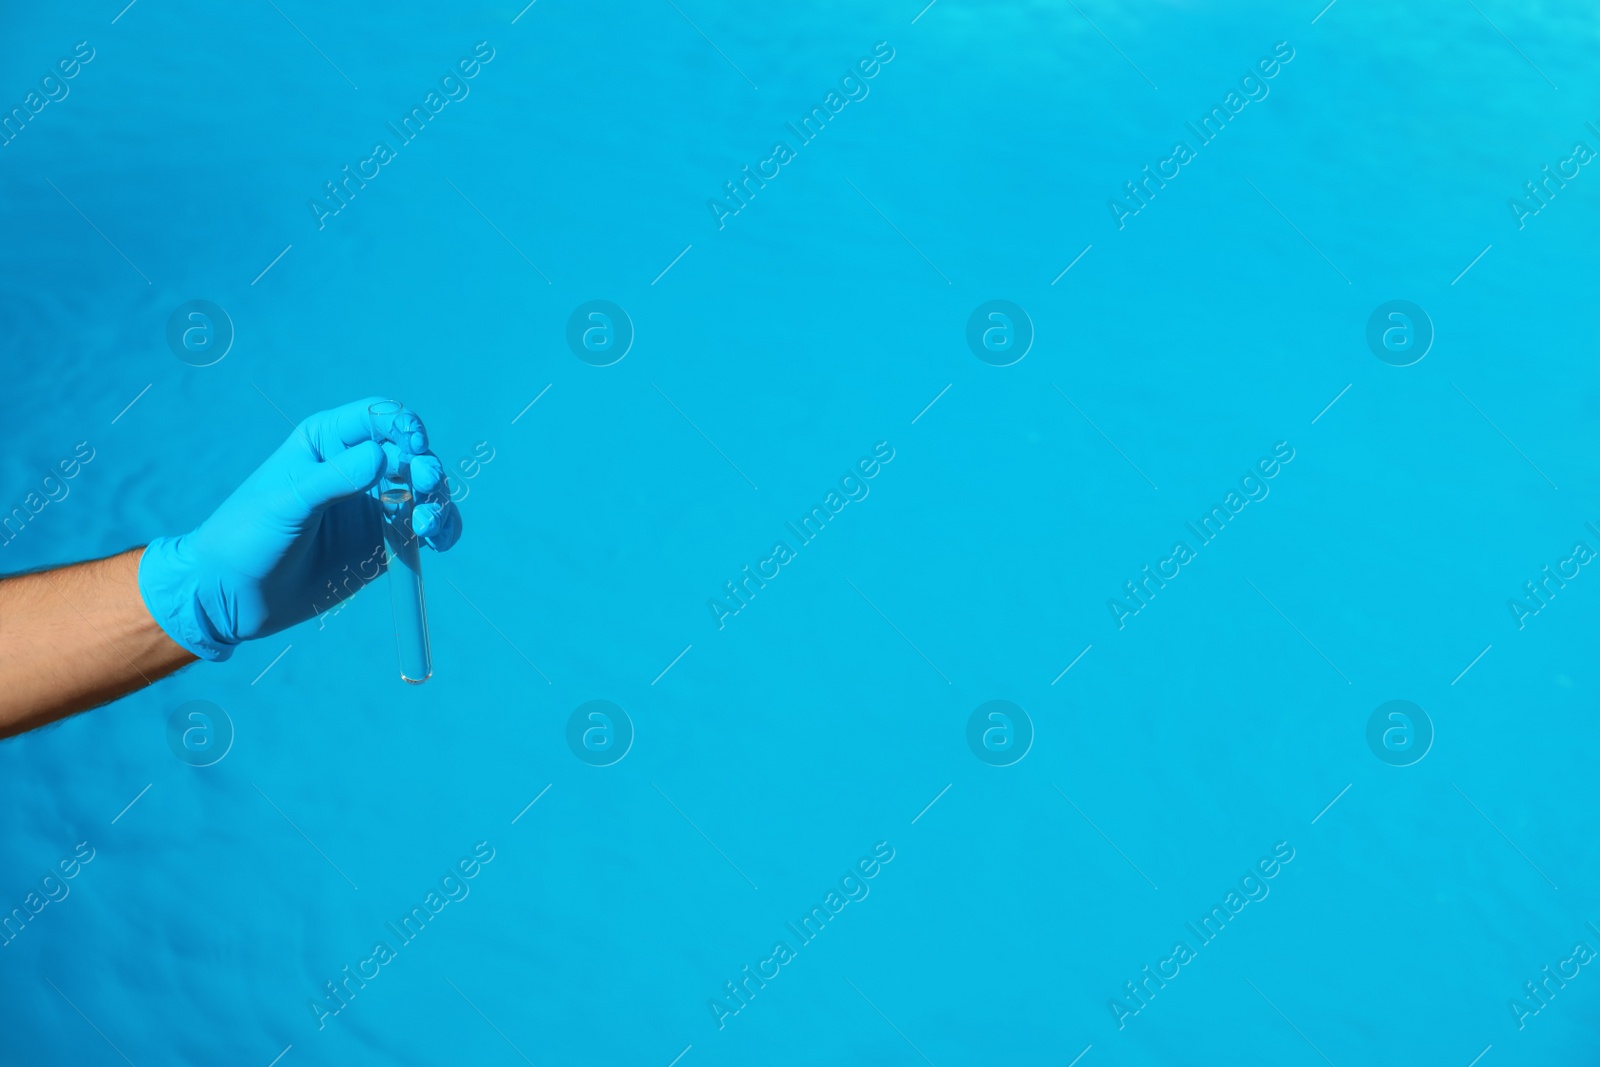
[138, 397, 463, 661]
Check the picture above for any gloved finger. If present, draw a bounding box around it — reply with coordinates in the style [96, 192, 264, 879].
[297, 397, 430, 459]
[376, 411, 433, 482]
[369, 406, 427, 464]
[412, 472, 456, 524]
[390, 410, 428, 456]
[408, 453, 449, 496]
[413, 499, 463, 552]
[292, 439, 386, 512]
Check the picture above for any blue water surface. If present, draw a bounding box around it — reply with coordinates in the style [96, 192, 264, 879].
[4, 0, 1600, 1064]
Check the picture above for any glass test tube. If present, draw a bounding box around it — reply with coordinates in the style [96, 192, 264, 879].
[369, 401, 433, 684]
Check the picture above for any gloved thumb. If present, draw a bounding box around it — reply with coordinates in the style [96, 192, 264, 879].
[294, 439, 386, 511]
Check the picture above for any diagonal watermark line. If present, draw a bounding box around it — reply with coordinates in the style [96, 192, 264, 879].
[1066, 1, 1157, 89]
[844, 978, 938, 1066]
[252, 783, 360, 890]
[511, 0, 538, 22]
[44, 978, 136, 1066]
[251, 644, 292, 685]
[511, 784, 551, 825]
[1310, 383, 1351, 425]
[1311, 783, 1351, 824]
[1310, 0, 1338, 23]
[652, 783, 759, 889]
[910, 0, 939, 23]
[844, 577, 951, 684]
[111, 0, 140, 23]
[443, 577, 552, 682]
[1051, 384, 1158, 489]
[911, 783, 951, 824]
[47, 179, 151, 284]
[1051, 244, 1093, 284]
[1451, 244, 1492, 285]
[666, 1044, 693, 1067]
[1452, 644, 1492, 685]
[844, 178, 951, 284]
[1245, 978, 1337, 1066]
[1452, 383, 1558, 490]
[111, 783, 151, 825]
[445, 178, 551, 283]
[911, 384, 951, 424]
[511, 384, 552, 424]
[252, 244, 292, 286]
[1464, 0, 1558, 89]
[1465, 1045, 1492, 1067]
[652, 644, 693, 685]
[265, 1045, 293, 1067]
[445, 979, 536, 1065]
[1066, 1045, 1093, 1067]
[663, 0, 758, 89]
[1453, 783, 1559, 890]
[651, 384, 759, 489]
[111, 384, 152, 425]
[1244, 577, 1352, 684]
[1053, 784, 1158, 890]
[1243, 176, 1351, 284]
[1052, 644, 1093, 684]
[652, 244, 693, 285]
[263, 0, 358, 89]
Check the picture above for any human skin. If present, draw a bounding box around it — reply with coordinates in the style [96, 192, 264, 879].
[0, 398, 462, 740]
[0, 549, 194, 738]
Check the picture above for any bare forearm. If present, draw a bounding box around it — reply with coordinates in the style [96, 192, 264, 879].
[0, 549, 196, 738]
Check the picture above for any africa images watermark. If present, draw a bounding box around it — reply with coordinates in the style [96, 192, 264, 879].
[313, 440, 492, 628]
[707, 41, 896, 230]
[1109, 840, 1296, 1029]
[1108, 442, 1295, 629]
[308, 841, 496, 1029]
[0, 440, 97, 549]
[311, 538, 388, 630]
[1507, 522, 1600, 630]
[1, 841, 96, 948]
[1107, 41, 1296, 230]
[1507, 120, 1600, 230]
[1509, 921, 1600, 1031]
[708, 442, 895, 630]
[309, 42, 497, 230]
[707, 841, 895, 1030]
[1, 41, 96, 149]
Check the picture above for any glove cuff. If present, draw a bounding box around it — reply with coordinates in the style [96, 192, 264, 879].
[137, 537, 237, 662]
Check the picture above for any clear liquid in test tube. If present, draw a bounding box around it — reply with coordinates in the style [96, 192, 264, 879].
[370, 401, 432, 684]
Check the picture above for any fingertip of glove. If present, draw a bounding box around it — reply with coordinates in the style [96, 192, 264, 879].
[405, 454, 440, 492]
[419, 503, 463, 552]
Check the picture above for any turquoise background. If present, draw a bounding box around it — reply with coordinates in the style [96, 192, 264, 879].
[4, 0, 1600, 1063]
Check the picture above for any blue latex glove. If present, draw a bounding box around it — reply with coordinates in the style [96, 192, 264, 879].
[139, 397, 463, 661]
